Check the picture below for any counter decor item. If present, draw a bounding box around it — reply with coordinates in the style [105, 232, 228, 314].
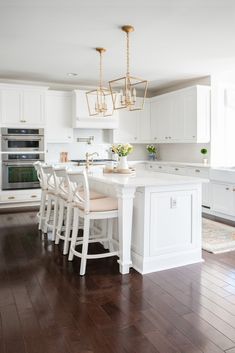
[200, 148, 208, 165]
[60, 152, 69, 163]
[111, 143, 133, 170]
[147, 145, 157, 160]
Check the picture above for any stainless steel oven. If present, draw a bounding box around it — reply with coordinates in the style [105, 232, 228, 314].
[2, 153, 44, 190]
[1, 128, 44, 152]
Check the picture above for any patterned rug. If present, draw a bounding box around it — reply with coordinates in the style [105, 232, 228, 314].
[202, 218, 235, 253]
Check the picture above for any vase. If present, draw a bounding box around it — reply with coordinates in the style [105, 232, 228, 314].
[148, 153, 156, 161]
[118, 156, 129, 170]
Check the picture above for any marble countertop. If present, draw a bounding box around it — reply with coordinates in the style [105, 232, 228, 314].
[87, 169, 206, 188]
[128, 160, 211, 168]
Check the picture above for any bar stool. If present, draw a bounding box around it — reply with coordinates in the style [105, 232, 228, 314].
[67, 170, 119, 276]
[43, 165, 58, 239]
[55, 169, 104, 255]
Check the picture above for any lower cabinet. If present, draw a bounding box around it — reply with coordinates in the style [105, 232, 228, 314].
[0, 189, 41, 208]
[211, 182, 235, 216]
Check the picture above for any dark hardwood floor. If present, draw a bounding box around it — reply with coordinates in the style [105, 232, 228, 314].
[1, 212, 235, 353]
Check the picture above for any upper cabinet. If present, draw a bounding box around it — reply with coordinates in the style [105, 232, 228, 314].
[113, 99, 152, 143]
[46, 91, 73, 143]
[150, 85, 210, 143]
[72, 90, 118, 129]
[0, 84, 48, 127]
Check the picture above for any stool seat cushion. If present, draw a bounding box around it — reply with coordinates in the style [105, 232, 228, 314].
[76, 197, 118, 212]
[80, 190, 104, 200]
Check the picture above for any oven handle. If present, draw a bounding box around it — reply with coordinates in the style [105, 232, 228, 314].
[3, 162, 39, 166]
[3, 137, 43, 141]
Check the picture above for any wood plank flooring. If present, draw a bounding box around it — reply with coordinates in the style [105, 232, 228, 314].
[1, 211, 235, 353]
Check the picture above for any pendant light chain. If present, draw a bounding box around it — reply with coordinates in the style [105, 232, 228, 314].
[99, 50, 103, 89]
[126, 31, 130, 77]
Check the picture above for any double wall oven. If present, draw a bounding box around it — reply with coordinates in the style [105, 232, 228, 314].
[1, 128, 45, 190]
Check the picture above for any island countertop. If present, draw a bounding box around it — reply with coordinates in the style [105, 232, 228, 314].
[87, 168, 207, 188]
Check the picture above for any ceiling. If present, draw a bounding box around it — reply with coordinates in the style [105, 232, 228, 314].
[0, 0, 235, 92]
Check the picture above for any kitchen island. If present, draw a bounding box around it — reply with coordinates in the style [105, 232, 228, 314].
[88, 169, 204, 275]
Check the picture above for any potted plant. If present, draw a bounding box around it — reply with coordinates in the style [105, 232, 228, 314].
[146, 145, 157, 161]
[200, 148, 208, 164]
[111, 143, 133, 169]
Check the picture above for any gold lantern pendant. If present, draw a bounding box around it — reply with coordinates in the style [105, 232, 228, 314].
[109, 25, 148, 111]
[86, 48, 114, 117]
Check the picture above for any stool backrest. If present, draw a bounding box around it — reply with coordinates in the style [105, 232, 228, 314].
[67, 169, 90, 213]
[41, 165, 54, 190]
[53, 167, 68, 197]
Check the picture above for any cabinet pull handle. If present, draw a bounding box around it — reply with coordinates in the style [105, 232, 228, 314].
[169, 136, 171, 139]
[226, 187, 229, 190]
[8, 196, 15, 200]
[175, 168, 179, 171]
[158, 166, 162, 169]
[31, 195, 37, 198]
[195, 169, 200, 173]
[149, 165, 152, 168]
[20, 119, 27, 123]
[165, 137, 168, 139]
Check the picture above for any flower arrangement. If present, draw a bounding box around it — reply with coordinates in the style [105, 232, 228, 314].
[111, 143, 134, 157]
[146, 145, 157, 154]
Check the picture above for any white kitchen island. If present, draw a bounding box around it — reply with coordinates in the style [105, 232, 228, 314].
[88, 169, 204, 275]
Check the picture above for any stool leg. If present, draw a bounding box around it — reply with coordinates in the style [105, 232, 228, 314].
[55, 199, 64, 245]
[39, 190, 46, 230]
[63, 204, 72, 255]
[107, 219, 114, 252]
[68, 208, 79, 261]
[44, 195, 52, 233]
[51, 198, 58, 241]
[80, 217, 90, 276]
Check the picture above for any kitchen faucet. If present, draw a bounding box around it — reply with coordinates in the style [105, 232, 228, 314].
[85, 152, 99, 169]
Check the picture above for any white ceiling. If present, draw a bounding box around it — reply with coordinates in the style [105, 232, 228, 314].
[0, 0, 235, 92]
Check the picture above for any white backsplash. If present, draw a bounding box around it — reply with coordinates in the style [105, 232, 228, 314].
[46, 129, 111, 163]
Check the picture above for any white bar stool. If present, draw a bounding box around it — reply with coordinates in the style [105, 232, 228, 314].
[56, 169, 104, 255]
[43, 165, 58, 239]
[67, 170, 119, 276]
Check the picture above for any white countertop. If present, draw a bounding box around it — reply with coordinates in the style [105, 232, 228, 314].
[87, 169, 206, 187]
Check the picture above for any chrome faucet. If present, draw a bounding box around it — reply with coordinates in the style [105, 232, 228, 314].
[85, 152, 99, 169]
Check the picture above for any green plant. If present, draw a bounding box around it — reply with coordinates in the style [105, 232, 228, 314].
[200, 148, 208, 155]
[111, 143, 133, 157]
[146, 145, 156, 154]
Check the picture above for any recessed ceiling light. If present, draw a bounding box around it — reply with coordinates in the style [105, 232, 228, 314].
[67, 73, 78, 77]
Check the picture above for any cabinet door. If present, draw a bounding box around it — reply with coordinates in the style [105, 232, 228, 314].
[149, 190, 195, 256]
[22, 90, 45, 125]
[150, 97, 170, 142]
[170, 94, 183, 141]
[113, 109, 139, 143]
[1, 88, 22, 124]
[211, 183, 234, 215]
[138, 101, 152, 142]
[183, 89, 197, 141]
[46, 92, 73, 143]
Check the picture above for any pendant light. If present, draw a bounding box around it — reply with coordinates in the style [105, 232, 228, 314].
[109, 25, 148, 111]
[86, 48, 114, 117]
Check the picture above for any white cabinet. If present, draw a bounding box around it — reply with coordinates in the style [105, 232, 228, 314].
[0, 189, 41, 208]
[186, 167, 211, 208]
[211, 182, 235, 216]
[46, 91, 73, 143]
[73, 90, 118, 129]
[113, 99, 152, 143]
[150, 85, 210, 143]
[0, 84, 47, 126]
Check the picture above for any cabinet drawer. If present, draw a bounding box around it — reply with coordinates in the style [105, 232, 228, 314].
[0, 191, 41, 203]
[147, 164, 170, 173]
[167, 166, 186, 175]
[186, 167, 209, 178]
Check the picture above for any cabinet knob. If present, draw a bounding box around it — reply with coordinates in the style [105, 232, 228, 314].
[195, 169, 200, 173]
[21, 119, 27, 123]
[8, 196, 15, 200]
[149, 165, 152, 168]
[154, 137, 157, 140]
[134, 137, 137, 140]
[31, 195, 37, 198]
[169, 136, 171, 139]
[175, 168, 179, 171]
[165, 137, 168, 139]
[158, 166, 162, 169]
[226, 187, 230, 190]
